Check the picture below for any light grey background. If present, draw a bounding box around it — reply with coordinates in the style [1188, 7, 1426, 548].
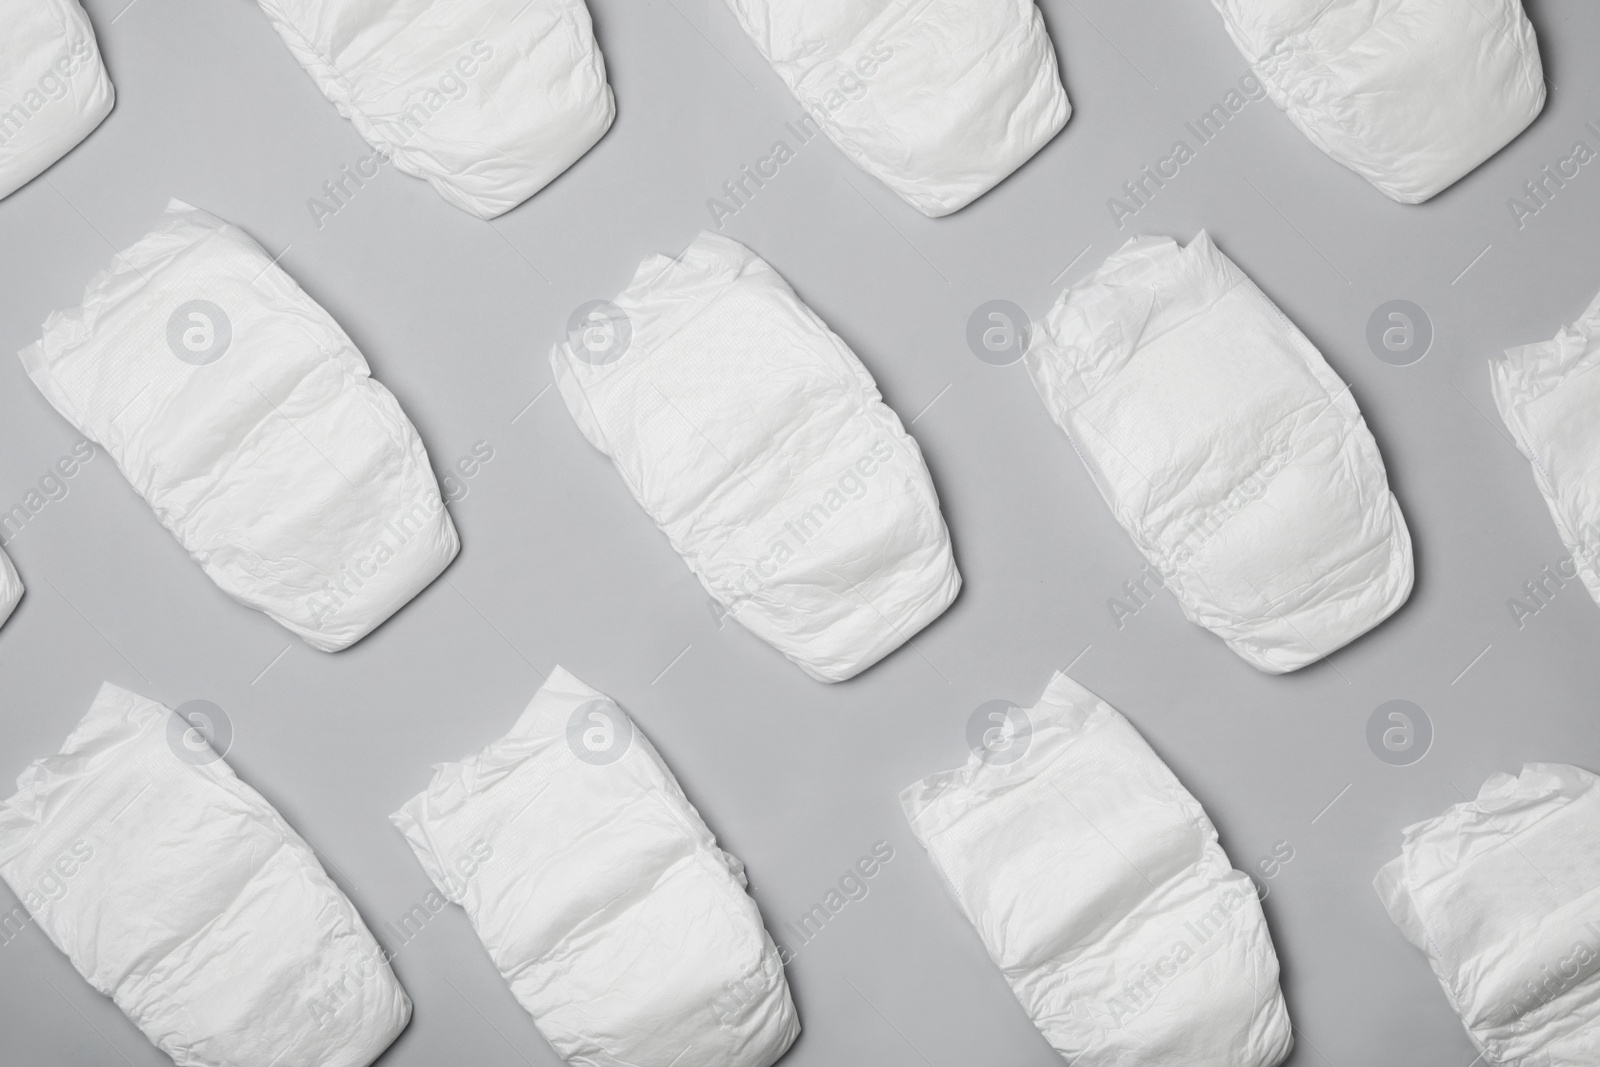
[0, 1, 1595, 1064]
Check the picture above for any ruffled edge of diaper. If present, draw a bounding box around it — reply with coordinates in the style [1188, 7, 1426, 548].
[899, 670, 1117, 835]
[1374, 763, 1597, 946]
[0, 682, 155, 864]
[1493, 287, 1600, 416]
[18, 200, 240, 427]
[389, 665, 636, 897]
[1026, 231, 1244, 410]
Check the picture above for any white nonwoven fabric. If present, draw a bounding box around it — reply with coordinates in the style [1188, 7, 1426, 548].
[254, 0, 614, 219]
[1374, 764, 1600, 1065]
[551, 231, 960, 683]
[0, 0, 114, 202]
[1026, 232, 1412, 673]
[1206, 0, 1544, 203]
[1493, 288, 1600, 612]
[0, 683, 411, 1067]
[721, 0, 1069, 217]
[901, 672, 1293, 1066]
[19, 200, 459, 653]
[392, 666, 800, 1067]
[0, 546, 20, 631]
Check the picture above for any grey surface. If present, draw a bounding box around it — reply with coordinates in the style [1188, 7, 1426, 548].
[0, 0, 1596, 1064]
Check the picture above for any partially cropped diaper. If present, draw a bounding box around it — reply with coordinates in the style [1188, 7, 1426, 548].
[1206, 0, 1544, 203]
[0, 0, 115, 201]
[1026, 232, 1412, 673]
[902, 672, 1293, 1066]
[1493, 289, 1600, 611]
[551, 231, 960, 682]
[392, 666, 800, 1067]
[1374, 764, 1600, 1065]
[254, 0, 614, 218]
[20, 200, 459, 652]
[721, 0, 1069, 216]
[0, 683, 411, 1067]
[0, 546, 20, 630]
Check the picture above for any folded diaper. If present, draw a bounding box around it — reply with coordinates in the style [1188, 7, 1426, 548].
[0, 682, 410, 1067]
[1493, 288, 1600, 611]
[551, 231, 960, 682]
[1206, 0, 1544, 203]
[1026, 232, 1412, 673]
[1374, 764, 1600, 1065]
[392, 666, 800, 1067]
[254, 0, 614, 219]
[902, 672, 1293, 1066]
[0, 0, 114, 201]
[19, 200, 459, 652]
[0, 546, 20, 630]
[722, 0, 1069, 216]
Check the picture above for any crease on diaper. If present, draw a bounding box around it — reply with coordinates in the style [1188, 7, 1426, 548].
[551, 232, 958, 681]
[1209, 0, 1544, 202]
[254, 0, 614, 217]
[1027, 232, 1411, 672]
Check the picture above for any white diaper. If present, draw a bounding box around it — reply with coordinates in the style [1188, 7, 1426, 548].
[0, 0, 114, 201]
[721, 0, 1069, 216]
[1493, 288, 1600, 610]
[19, 200, 459, 652]
[0, 546, 20, 630]
[901, 671, 1293, 1066]
[254, 0, 614, 218]
[0, 683, 411, 1067]
[1026, 232, 1413, 673]
[551, 231, 960, 682]
[1374, 763, 1600, 1065]
[1206, 0, 1544, 202]
[392, 666, 800, 1067]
